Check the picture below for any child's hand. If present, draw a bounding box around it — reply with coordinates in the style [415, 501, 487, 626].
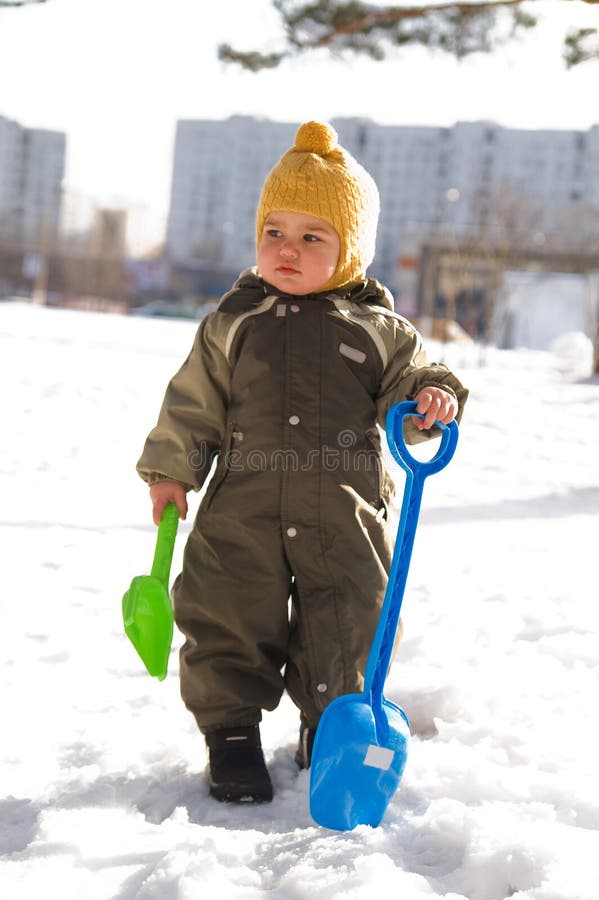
[413, 387, 458, 431]
[149, 480, 188, 526]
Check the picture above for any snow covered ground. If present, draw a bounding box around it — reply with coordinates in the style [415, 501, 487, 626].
[1, 301, 598, 900]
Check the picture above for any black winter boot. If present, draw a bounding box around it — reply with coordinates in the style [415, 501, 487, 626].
[205, 725, 273, 803]
[294, 723, 316, 770]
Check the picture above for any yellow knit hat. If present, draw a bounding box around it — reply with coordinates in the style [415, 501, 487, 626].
[256, 121, 380, 292]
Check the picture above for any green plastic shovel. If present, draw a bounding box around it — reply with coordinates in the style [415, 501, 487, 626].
[122, 503, 179, 680]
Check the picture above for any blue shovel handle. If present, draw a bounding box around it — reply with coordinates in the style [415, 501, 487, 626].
[364, 401, 459, 705]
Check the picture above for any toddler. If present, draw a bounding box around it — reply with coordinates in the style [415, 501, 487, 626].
[137, 121, 468, 803]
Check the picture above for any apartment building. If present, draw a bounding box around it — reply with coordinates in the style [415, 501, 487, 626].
[0, 114, 66, 247]
[167, 117, 294, 272]
[165, 116, 599, 292]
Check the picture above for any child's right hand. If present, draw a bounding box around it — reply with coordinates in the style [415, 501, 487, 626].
[149, 480, 188, 526]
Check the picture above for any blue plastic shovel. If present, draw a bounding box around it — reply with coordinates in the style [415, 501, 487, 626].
[309, 400, 459, 830]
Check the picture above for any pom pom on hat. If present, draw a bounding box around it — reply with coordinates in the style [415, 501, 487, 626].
[256, 120, 379, 292]
[294, 121, 338, 156]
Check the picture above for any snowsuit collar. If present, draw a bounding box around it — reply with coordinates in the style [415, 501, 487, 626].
[217, 268, 395, 314]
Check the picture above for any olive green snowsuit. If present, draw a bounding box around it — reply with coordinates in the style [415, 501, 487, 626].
[137, 270, 468, 733]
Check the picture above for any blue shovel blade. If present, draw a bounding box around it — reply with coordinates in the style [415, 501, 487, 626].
[309, 694, 410, 831]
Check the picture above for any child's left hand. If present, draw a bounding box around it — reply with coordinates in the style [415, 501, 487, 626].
[413, 387, 458, 431]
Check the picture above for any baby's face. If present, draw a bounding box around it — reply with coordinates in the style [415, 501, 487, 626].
[257, 210, 340, 295]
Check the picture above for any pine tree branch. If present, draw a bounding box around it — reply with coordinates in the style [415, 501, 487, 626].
[288, 0, 525, 49]
[564, 26, 599, 66]
[219, 0, 599, 70]
[0, 1, 47, 7]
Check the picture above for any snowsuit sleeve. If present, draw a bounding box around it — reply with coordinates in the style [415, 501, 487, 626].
[375, 317, 469, 444]
[136, 314, 231, 492]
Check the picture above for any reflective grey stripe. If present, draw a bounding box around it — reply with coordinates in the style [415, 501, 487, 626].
[339, 342, 367, 364]
[331, 298, 389, 369]
[224, 295, 280, 361]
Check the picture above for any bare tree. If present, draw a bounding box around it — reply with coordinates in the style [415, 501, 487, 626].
[219, 0, 599, 70]
[418, 180, 599, 352]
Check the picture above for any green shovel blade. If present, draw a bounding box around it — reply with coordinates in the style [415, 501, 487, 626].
[122, 575, 174, 680]
[122, 503, 179, 680]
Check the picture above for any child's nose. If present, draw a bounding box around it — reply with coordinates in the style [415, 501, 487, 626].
[280, 240, 299, 258]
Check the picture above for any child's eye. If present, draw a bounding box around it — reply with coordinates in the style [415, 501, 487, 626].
[266, 229, 283, 238]
[303, 233, 320, 243]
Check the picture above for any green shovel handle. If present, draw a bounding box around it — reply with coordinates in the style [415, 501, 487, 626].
[150, 502, 180, 585]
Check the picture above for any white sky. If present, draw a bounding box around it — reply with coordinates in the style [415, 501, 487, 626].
[1, 0, 598, 248]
